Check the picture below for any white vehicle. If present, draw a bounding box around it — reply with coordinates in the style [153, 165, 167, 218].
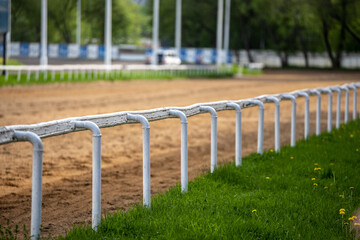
[146, 50, 182, 65]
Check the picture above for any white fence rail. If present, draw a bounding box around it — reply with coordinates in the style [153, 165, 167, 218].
[1, 83, 359, 239]
[0, 64, 231, 82]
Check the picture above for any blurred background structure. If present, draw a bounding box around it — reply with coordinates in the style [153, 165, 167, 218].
[1, 0, 359, 68]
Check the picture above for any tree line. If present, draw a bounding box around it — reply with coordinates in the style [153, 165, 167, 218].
[11, 0, 360, 68]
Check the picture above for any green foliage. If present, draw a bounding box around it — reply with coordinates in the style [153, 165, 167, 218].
[60, 119, 360, 239]
[11, 0, 148, 45]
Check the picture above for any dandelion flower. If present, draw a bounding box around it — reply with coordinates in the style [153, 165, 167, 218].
[350, 134, 354, 138]
[290, 156, 294, 160]
[357, 148, 359, 152]
[344, 222, 349, 225]
[339, 208, 345, 215]
[314, 167, 321, 171]
[355, 223, 360, 226]
[252, 209, 257, 213]
[349, 217, 355, 221]
[270, 149, 274, 153]
[350, 187, 354, 190]
[314, 163, 319, 166]
[311, 178, 316, 181]
[324, 186, 328, 190]
[339, 194, 344, 198]
[265, 177, 270, 180]
[313, 183, 318, 186]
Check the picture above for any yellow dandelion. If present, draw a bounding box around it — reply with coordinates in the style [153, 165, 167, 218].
[350, 187, 354, 190]
[349, 217, 355, 221]
[311, 178, 316, 181]
[314, 163, 319, 166]
[355, 223, 360, 226]
[252, 209, 257, 213]
[324, 186, 328, 190]
[290, 156, 294, 160]
[353, 216, 358, 220]
[350, 134, 354, 138]
[265, 177, 270, 180]
[344, 222, 349, 225]
[340, 211, 345, 215]
[313, 183, 318, 186]
[339, 194, 344, 198]
[357, 148, 359, 152]
[270, 149, 274, 153]
[314, 167, 322, 171]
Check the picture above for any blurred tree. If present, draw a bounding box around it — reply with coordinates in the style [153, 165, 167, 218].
[11, 0, 148, 45]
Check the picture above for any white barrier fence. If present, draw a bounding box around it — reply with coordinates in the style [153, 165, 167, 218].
[0, 64, 232, 82]
[0, 83, 359, 239]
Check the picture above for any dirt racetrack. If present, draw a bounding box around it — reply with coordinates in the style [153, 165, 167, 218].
[1, 70, 359, 237]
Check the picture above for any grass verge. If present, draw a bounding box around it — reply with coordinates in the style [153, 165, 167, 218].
[57, 120, 360, 239]
[0, 68, 234, 87]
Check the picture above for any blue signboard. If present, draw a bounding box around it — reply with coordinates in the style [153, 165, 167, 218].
[98, 45, 105, 59]
[59, 44, 68, 58]
[211, 49, 217, 63]
[20, 43, 29, 56]
[227, 51, 232, 63]
[80, 45, 87, 58]
[180, 49, 186, 62]
[0, 0, 9, 33]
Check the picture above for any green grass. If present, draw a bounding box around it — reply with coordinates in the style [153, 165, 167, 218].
[58, 120, 360, 239]
[0, 58, 23, 66]
[0, 68, 234, 87]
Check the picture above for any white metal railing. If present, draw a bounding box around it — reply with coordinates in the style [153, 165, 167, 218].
[0, 64, 232, 82]
[1, 82, 359, 239]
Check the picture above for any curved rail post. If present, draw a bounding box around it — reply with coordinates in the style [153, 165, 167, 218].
[281, 94, 297, 147]
[330, 87, 341, 128]
[226, 102, 242, 166]
[200, 106, 218, 173]
[13, 131, 44, 240]
[265, 96, 280, 152]
[168, 110, 188, 192]
[246, 100, 264, 154]
[309, 90, 321, 135]
[347, 84, 357, 120]
[73, 121, 102, 231]
[340, 86, 349, 123]
[319, 88, 333, 132]
[126, 113, 151, 207]
[294, 91, 310, 139]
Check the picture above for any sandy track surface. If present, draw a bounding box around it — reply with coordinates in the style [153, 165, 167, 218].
[0, 70, 359, 237]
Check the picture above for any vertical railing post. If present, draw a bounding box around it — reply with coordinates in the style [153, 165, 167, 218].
[13, 131, 43, 240]
[169, 110, 188, 192]
[264, 96, 280, 152]
[281, 94, 297, 147]
[309, 90, 321, 135]
[73, 121, 102, 231]
[126, 114, 151, 207]
[294, 92, 310, 139]
[347, 84, 357, 120]
[245, 100, 264, 154]
[226, 102, 242, 166]
[330, 87, 341, 128]
[200, 106, 218, 173]
[319, 88, 333, 132]
[340, 86, 349, 123]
